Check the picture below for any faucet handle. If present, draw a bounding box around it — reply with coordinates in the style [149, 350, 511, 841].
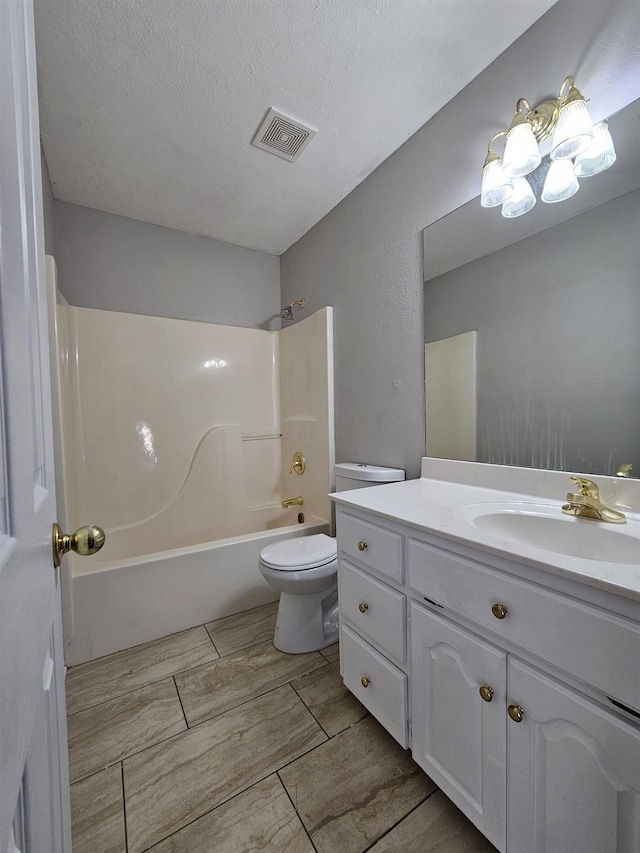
[569, 476, 600, 498]
[615, 463, 633, 478]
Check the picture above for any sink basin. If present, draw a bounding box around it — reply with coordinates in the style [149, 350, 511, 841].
[456, 501, 640, 565]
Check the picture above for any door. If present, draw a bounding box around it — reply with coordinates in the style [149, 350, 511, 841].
[507, 658, 640, 853]
[0, 1, 71, 852]
[410, 602, 507, 851]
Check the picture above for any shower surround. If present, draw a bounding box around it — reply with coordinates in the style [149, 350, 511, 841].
[49, 263, 334, 664]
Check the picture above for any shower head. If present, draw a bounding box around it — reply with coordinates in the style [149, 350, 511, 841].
[279, 299, 306, 321]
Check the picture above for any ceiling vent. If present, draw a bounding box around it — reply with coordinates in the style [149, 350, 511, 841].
[251, 108, 316, 162]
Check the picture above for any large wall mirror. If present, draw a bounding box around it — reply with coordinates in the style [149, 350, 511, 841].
[423, 98, 639, 477]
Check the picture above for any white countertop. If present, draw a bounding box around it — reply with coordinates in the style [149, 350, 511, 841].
[330, 469, 640, 603]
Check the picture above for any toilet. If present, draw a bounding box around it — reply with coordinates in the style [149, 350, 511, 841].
[259, 462, 405, 654]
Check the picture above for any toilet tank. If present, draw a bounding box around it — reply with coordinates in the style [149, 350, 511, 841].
[334, 463, 405, 491]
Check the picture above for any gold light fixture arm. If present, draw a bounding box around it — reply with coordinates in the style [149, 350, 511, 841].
[486, 75, 589, 154]
[483, 131, 508, 169]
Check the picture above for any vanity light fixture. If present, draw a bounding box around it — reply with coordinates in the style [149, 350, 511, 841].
[481, 76, 616, 218]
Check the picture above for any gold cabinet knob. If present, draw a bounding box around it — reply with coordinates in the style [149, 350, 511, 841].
[52, 522, 106, 569]
[358, 602, 369, 613]
[491, 603, 508, 620]
[479, 685, 494, 702]
[357, 541, 368, 551]
[361, 676, 371, 688]
[508, 704, 524, 723]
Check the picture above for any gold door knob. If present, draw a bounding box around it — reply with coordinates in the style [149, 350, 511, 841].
[358, 602, 369, 613]
[52, 522, 106, 569]
[479, 685, 494, 702]
[508, 704, 524, 723]
[357, 541, 368, 551]
[361, 676, 371, 688]
[491, 603, 508, 620]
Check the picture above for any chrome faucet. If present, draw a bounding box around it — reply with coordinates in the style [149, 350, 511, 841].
[562, 477, 626, 524]
[281, 496, 304, 508]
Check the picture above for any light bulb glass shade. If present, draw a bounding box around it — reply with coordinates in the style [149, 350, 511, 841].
[541, 158, 579, 203]
[550, 99, 594, 160]
[481, 158, 513, 207]
[573, 121, 616, 176]
[501, 176, 535, 218]
[503, 123, 541, 177]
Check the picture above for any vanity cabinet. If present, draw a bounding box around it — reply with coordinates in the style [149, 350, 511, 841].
[410, 603, 507, 850]
[507, 658, 640, 853]
[334, 502, 640, 853]
[337, 510, 408, 748]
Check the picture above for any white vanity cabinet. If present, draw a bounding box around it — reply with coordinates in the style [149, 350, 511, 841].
[409, 602, 507, 850]
[336, 509, 409, 748]
[506, 658, 640, 853]
[334, 500, 640, 853]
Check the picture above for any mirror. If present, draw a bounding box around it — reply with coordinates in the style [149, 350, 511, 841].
[423, 98, 640, 477]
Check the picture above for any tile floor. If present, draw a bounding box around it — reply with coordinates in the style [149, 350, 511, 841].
[66, 601, 497, 853]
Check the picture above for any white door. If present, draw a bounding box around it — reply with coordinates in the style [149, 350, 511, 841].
[507, 658, 640, 853]
[0, 1, 71, 852]
[410, 602, 507, 851]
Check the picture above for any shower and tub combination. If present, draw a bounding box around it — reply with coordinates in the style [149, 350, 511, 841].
[47, 258, 335, 665]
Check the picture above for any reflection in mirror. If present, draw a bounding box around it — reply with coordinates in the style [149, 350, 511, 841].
[423, 99, 640, 477]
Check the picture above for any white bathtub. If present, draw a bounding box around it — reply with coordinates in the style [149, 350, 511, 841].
[65, 516, 330, 665]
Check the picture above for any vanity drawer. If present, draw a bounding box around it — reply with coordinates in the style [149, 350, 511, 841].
[340, 624, 408, 748]
[339, 560, 406, 663]
[408, 538, 640, 711]
[338, 511, 403, 582]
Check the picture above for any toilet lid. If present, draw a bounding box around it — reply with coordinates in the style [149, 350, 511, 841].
[260, 534, 337, 571]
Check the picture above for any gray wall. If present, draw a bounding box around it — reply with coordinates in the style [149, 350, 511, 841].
[54, 201, 281, 329]
[280, 0, 640, 479]
[424, 190, 640, 476]
[41, 147, 56, 256]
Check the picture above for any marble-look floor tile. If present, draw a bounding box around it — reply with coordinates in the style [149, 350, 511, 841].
[319, 642, 340, 663]
[175, 639, 326, 726]
[369, 790, 497, 852]
[292, 661, 368, 736]
[279, 716, 435, 853]
[70, 765, 126, 853]
[66, 626, 219, 714]
[67, 678, 186, 783]
[205, 601, 278, 655]
[150, 774, 314, 853]
[124, 684, 326, 853]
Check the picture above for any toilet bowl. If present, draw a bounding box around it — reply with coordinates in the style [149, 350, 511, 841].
[259, 462, 405, 654]
[259, 534, 338, 654]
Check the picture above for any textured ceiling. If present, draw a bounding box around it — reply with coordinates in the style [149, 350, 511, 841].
[34, 0, 558, 254]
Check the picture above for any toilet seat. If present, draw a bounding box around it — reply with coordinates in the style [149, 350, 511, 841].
[259, 533, 336, 571]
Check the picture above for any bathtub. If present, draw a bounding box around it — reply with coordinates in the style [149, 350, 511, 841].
[65, 515, 330, 666]
[47, 280, 336, 666]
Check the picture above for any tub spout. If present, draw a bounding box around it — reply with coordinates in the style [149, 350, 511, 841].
[281, 496, 304, 508]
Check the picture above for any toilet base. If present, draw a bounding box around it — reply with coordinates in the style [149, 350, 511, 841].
[273, 585, 339, 654]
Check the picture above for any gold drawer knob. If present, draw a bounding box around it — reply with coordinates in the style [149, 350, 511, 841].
[479, 685, 494, 702]
[361, 676, 371, 688]
[491, 603, 508, 620]
[508, 704, 524, 723]
[357, 541, 368, 551]
[358, 602, 369, 613]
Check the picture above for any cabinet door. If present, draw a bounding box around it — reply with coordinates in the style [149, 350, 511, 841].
[410, 603, 507, 851]
[508, 659, 640, 853]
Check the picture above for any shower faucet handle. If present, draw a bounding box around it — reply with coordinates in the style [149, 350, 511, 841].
[289, 452, 306, 475]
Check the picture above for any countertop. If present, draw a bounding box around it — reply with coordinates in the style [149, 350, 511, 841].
[330, 475, 640, 603]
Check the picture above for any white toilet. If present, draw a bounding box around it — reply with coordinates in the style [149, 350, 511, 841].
[259, 462, 405, 654]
